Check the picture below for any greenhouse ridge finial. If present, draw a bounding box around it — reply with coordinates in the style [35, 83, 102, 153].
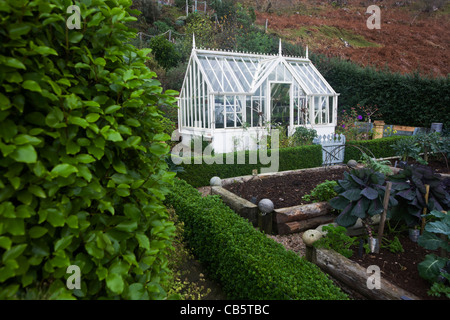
[306, 45, 309, 59]
[278, 38, 282, 56]
[192, 33, 196, 49]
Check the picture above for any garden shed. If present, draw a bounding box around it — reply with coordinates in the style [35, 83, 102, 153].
[177, 37, 339, 154]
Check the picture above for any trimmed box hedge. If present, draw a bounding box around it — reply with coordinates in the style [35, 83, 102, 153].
[175, 144, 323, 187]
[343, 136, 411, 163]
[165, 178, 349, 300]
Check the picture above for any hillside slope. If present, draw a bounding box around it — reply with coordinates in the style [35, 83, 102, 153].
[254, 0, 449, 77]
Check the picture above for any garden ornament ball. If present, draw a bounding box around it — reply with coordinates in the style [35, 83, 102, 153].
[258, 199, 274, 215]
[210, 176, 222, 187]
[302, 229, 323, 246]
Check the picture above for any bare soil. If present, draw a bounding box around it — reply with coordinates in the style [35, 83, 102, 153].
[223, 166, 351, 208]
[349, 232, 449, 300]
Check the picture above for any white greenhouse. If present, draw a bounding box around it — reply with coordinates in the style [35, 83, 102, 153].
[176, 38, 339, 154]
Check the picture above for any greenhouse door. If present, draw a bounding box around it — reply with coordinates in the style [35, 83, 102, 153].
[269, 82, 292, 136]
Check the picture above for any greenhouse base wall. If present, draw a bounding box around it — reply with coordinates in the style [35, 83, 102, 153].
[178, 125, 335, 154]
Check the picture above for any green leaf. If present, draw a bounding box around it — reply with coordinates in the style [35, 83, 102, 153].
[93, 57, 106, 66]
[135, 233, 150, 250]
[116, 220, 137, 232]
[86, 113, 100, 122]
[127, 283, 145, 300]
[105, 130, 123, 142]
[46, 209, 65, 227]
[22, 80, 42, 93]
[149, 142, 169, 156]
[2, 244, 27, 263]
[425, 221, 450, 236]
[28, 185, 46, 198]
[68, 116, 88, 128]
[106, 273, 124, 294]
[3, 57, 26, 69]
[0, 236, 12, 250]
[29, 226, 48, 239]
[51, 164, 78, 178]
[31, 43, 58, 56]
[54, 235, 73, 251]
[418, 231, 446, 251]
[9, 23, 31, 38]
[112, 160, 127, 174]
[68, 32, 83, 43]
[0, 93, 11, 110]
[10, 144, 37, 163]
[76, 154, 96, 163]
[105, 105, 121, 114]
[418, 254, 446, 283]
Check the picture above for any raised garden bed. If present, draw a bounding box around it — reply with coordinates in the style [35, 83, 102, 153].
[223, 166, 350, 208]
[306, 229, 449, 300]
[211, 165, 351, 235]
[348, 232, 449, 300]
[310, 246, 421, 300]
[211, 158, 449, 236]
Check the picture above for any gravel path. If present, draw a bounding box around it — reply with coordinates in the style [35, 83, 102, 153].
[197, 186, 307, 256]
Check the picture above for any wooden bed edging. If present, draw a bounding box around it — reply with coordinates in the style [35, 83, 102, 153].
[308, 247, 420, 300]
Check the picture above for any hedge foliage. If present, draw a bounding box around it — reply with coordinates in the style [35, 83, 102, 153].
[312, 54, 450, 130]
[0, 0, 177, 299]
[175, 144, 322, 187]
[165, 179, 349, 300]
[343, 136, 411, 163]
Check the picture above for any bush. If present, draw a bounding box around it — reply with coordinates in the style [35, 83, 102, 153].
[148, 35, 181, 70]
[302, 180, 338, 203]
[175, 144, 322, 187]
[343, 136, 411, 163]
[165, 179, 349, 300]
[292, 127, 318, 146]
[0, 0, 177, 299]
[312, 54, 450, 130]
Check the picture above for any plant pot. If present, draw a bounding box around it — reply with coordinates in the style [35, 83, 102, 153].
[369, 237, 379, 253]
[409, 229, 420, 242]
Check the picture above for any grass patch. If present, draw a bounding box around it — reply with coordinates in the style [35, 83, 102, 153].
[273, 25, 381, 49]
[318, 25, 381, 48]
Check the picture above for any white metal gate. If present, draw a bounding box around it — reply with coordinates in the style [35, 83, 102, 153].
[313, 134, 346, 165]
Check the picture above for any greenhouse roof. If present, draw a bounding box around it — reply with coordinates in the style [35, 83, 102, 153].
[189, 40, 336, 96]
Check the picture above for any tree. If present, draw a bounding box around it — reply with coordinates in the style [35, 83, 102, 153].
[149, 35, 181, 70]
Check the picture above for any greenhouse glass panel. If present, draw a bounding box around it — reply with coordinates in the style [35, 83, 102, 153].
[177, 41, 339, 154]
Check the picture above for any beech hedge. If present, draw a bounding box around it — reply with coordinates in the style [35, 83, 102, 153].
[0, 0, 177, 299]
[165, 178, 349, 300]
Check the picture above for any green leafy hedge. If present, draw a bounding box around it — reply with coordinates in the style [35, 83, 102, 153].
[0, 0, 177, 299]
[165, 178, 349, 300]
[175, 144, 322, 187]
[312, 54, 450, 130]
[343, 136, 411, 163]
